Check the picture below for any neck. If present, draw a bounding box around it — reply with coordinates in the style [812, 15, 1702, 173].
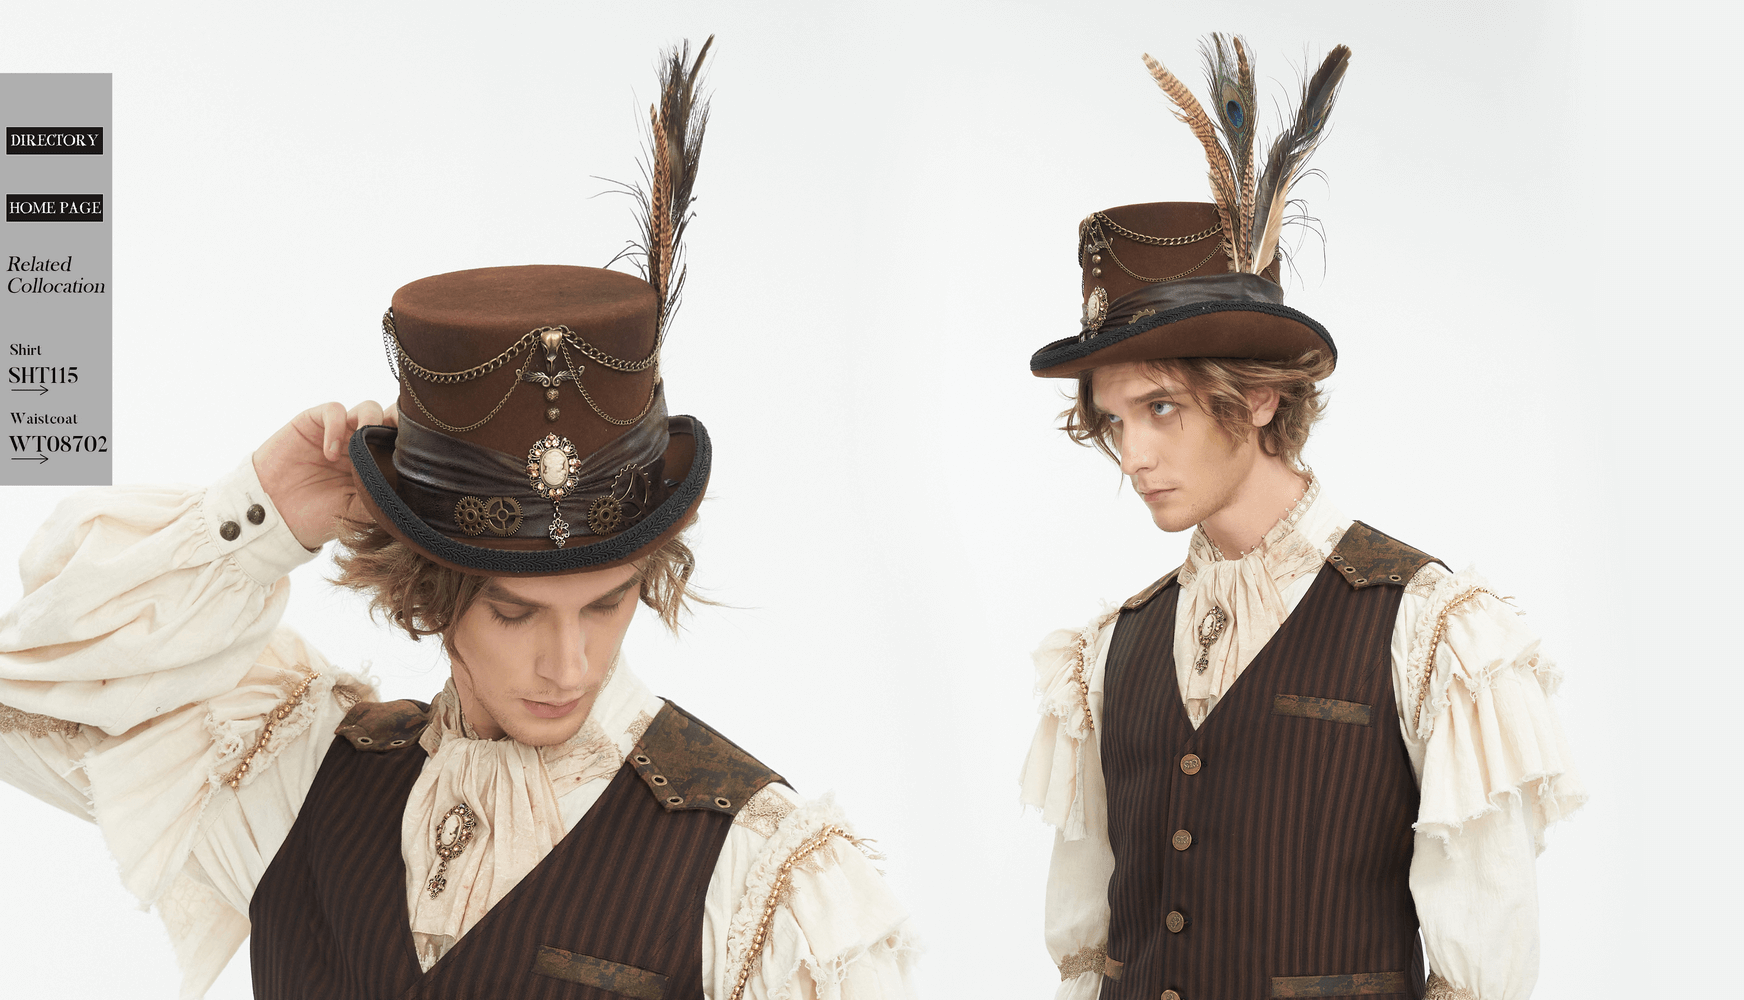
[1199, 455, 1308, 560]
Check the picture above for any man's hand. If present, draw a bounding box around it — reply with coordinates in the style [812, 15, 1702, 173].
[252, 401, 398, 550]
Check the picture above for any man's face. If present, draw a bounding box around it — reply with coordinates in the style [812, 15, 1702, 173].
[447, 562, 642, 746]
[1091, 361, 1263, 533]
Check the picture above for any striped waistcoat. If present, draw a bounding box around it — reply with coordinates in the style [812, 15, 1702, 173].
[1099, 523, 1437, 1000]
[251, 700, 781, 1000]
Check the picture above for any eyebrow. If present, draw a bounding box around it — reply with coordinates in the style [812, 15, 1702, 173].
[480, 575, 643, 610]
[1096, 385, 1182, 416]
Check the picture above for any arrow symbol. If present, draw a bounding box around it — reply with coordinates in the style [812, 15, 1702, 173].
[9, 385, 47, 395]
[9, 452, 47, 464]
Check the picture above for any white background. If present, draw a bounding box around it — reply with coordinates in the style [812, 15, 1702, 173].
[1, 2, 1739, 997]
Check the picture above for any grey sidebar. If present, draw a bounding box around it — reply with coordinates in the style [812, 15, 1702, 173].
[0, 74, 111, 485]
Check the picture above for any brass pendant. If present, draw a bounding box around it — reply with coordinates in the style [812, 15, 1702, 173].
[427, 802, 477, 898]
[1194, 605, 1229, 674]
[526, 432, 581, 548]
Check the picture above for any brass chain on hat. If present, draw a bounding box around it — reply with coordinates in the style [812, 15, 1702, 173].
[1080, 214, 1227, 285]
[381, 310, 660, 432]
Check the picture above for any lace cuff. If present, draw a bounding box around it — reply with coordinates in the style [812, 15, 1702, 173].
[1019, 610, 1117, 841]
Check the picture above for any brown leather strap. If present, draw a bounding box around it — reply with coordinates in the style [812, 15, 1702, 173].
[1271, 971, 1410, 997]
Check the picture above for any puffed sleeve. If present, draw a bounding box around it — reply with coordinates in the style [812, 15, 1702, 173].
[705, 785, 919, 1000]
[0, 457, 374, 998]
[1394, 566, 1587, 1000]
[1020, 610, 1121, 999]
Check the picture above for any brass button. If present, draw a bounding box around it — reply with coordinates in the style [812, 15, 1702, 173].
[1162, 992, 1181, 1000]
[1180, 753, 1202, 775]
[219, 520, 240, 541]
[1172, 829, 1192, 851]
[246, 503, 266, 525]
[1165, 909, 1187, 933]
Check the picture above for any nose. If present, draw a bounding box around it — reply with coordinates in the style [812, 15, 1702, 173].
[533, 616, 589, 692]
[1118, 429, 1155, 480]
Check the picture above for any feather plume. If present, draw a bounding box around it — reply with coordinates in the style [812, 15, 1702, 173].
[608, 36, 713, 335]
[1143, 52, 1238, 269]
[1202, 34, 1257, 268]
[1251, 44, 1350, 275]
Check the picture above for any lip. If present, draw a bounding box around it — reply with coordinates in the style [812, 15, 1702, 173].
[1138, 487, 1176, 504]
[521, 696, 583, 719]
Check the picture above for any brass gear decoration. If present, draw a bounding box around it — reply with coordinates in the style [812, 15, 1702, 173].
[587, 495, 626, 535]
[453, 496, 489, 536]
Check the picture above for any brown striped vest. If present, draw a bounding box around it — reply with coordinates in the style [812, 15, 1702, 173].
[1099, 523, 1438, 1000]
[251, 699, 783, 1000]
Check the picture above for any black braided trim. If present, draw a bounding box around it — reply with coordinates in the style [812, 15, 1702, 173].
[349, 417, 710, 574]
[1029, 299, 1336, 371]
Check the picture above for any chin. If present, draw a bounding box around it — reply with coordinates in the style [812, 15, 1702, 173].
[1147, 501, 1200, 534]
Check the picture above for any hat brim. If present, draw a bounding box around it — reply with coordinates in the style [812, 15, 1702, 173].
[1030, 300, 1336, 378]
[347, 415, 710, 576]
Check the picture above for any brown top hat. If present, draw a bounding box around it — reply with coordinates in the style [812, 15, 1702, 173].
[1030, 36, 1350, 379]
[347, 39, 716, 576]
[348, 264, 708, 576]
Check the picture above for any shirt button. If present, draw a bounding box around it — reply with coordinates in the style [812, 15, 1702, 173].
[246, 503, 266, 525]
[1180, 753, 1201, 775]
[219, 520, 241, 541]
[1172, 829, 1193, 851]
[1162, 992, 1182, 1000]
[1165, 910, 1187, 933]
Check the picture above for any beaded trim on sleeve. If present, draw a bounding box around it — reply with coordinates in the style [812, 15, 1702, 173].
[1424, 972, 1477, 1000]
[1070, 612, 1119, 736]
[0, 703, 80, 740]
[727, 824, 861, 1000]
[223, 669, 319, 789]
[1413, 588, 1505, 734]
[1057, 943, 1109, 981]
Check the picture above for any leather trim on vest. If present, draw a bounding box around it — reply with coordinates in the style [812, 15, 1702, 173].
[1270, 971, 1411, 997]
[335, 699, 431, 752]
[631, 701, 785, 815]
[1123, 568, 1181, 611]
[532, 945, 669, 999]
[1271, 693, 1374, 727]
[1328, 521, 1441, 589]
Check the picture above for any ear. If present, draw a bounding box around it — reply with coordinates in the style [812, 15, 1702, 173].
[1247, 386, 1281, 428]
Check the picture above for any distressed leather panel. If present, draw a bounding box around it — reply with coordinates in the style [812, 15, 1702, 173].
[631, 701, 784, 815]
[1327, 522, 1439, 589]
[532, 946, 669, 999]
[334, 699, 430, 752]
[1271, 971, 1411, 996]
[1272, 694, 1374, 727]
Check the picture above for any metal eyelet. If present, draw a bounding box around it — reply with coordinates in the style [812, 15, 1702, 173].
[650, 774, 668, 786]
[389, 739, 407, 747]
[633, 754, 650, 766]
[1342, 565, 1356, 573]
[356, 736, 374, 745]
[1388, 574, 1401, 582]
[715, 797, 731, 809]
[666, 795, 683, 806]
[1354, 578, 1367, 585]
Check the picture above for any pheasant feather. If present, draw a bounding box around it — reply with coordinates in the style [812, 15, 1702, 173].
[1143, 52, 1238, 269]
[1251, 44, 1350, 274]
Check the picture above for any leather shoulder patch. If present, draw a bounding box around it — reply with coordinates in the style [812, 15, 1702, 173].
[335, 699, 430, 752]
[1123, 567, 1181, 611]
[1327, 521, 1441, 589]
[630, 701, 785, 816]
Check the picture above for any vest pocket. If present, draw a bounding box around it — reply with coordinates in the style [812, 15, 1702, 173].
[1270, 971, 1409, 996]
[1271, 694, 1373, 727]
[532, 945, 670, 999]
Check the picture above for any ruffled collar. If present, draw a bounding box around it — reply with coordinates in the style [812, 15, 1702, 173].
[403, 657, 661, 970]
[1172, 475, 1352, 727]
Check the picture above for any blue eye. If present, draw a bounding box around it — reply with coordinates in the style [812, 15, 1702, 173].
[1150, 400, 1177, 417]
